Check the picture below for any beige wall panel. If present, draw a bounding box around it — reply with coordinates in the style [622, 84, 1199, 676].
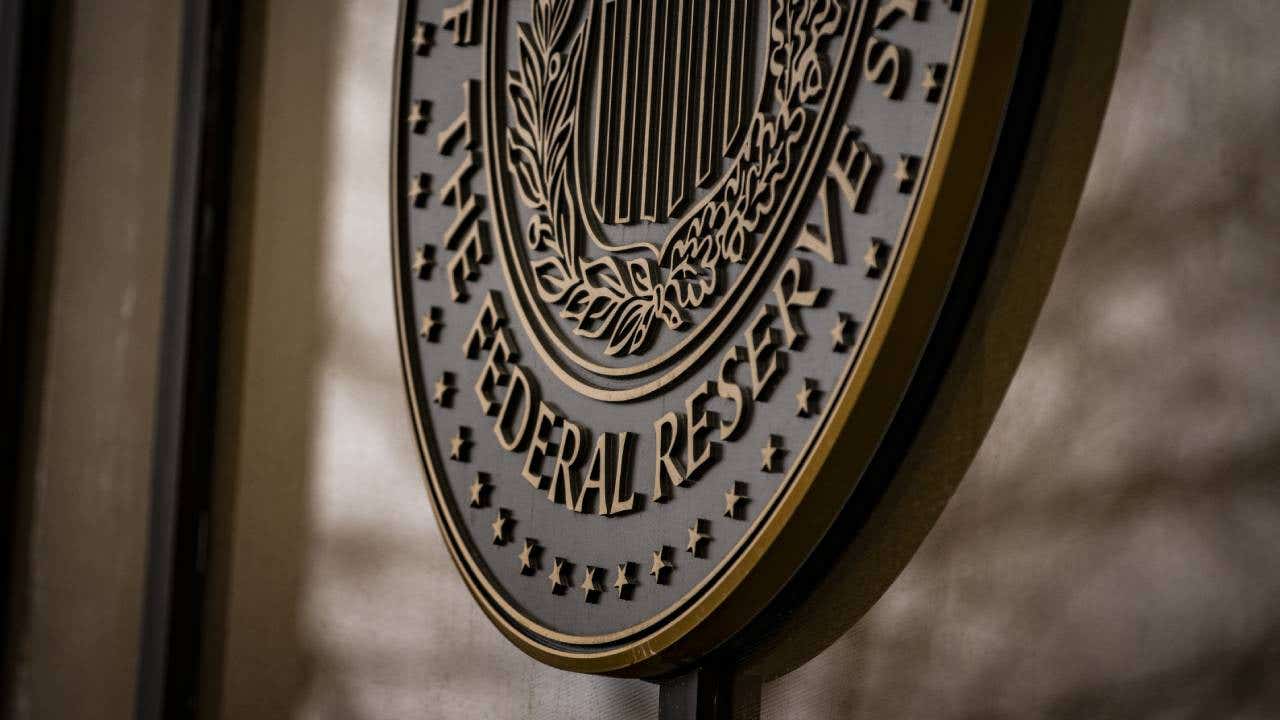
[4, 1, 181, 719]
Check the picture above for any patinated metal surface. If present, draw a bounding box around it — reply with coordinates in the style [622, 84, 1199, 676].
[392, 0, 1043, 675]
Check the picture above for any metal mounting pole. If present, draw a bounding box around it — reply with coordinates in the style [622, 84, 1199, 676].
[657, 665, 761, 720]
[659, 666, 722, 720]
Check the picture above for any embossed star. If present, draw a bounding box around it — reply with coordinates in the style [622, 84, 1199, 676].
[761, 435, 784, 473]
[724, 482, 747, 520]
[449, 426, 470, 461]
[613, 562, 636, 599]
[894, 155, 919, 194]
[411, 244, 435, 280]
[796, 379, 818, 418]
[686, 519, 710, 558]
[864, 238, 887, 278]
[649, 547, 673, 584]
[490, 510, 510, 545]
[406, 99, 431, 134]
[518, 539, 539, 575]
[408, 172, 432, 207]
[830, 313, 854, 352]
[433, 372, 455, 406]
[581, 566, 604, 602]
[419, 307, 442, 342]
[922, 63, 947, 103]
[411, 21, 434, 56]
[547, 557, 568, 594]
[467, 472, 489, 508]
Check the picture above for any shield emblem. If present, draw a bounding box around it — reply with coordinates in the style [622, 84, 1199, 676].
[583, 0, 757, 225]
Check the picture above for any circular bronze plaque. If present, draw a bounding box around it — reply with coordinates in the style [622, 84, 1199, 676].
[394, 0, 1049, 675]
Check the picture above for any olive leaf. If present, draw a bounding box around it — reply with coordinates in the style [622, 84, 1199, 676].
[503, 0, 848, 357]
[532, 255, 577, 303]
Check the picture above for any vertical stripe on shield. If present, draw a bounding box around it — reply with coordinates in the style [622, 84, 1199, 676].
[592, 0, 754, 225]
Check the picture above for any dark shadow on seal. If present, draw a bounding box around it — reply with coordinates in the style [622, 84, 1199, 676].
[695, 3, 1134, 713]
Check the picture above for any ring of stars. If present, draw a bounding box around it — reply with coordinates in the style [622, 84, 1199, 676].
[433, 372, 455, 406]
[613, 562, 635, 599]
[419, 307, 442, 342]
[580, 566, 604, 602]
[649, 548, 673, 584]
[547, 557, 568, 594]
[795, 379, 818, 418]
[723, 483, 747, 520]
[411, 21, 434, 56]
[761, 435, 784, 473]
[490, 510, 510, 545]
[686, 520, 710, 558]
[894, 154, 919, 194]
[518, 539, 539, 575]
[406, 99, 432, 134]
[411, 244, 435, 280]
[830, 313, 854, 352]
[449, 426, 470, 461]
[408, 172, 432, 207]
[864, 238, 886, 278]
[922, 63, 947, 102]
[468, 472, 489, 508]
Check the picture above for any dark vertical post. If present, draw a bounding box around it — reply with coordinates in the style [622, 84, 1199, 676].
[659, 667, 718, 720]
[657, 664, 764, 720]
[0, 0, 53, 706]
[659, 664, 760, 720]
[134, 0, 240, 718]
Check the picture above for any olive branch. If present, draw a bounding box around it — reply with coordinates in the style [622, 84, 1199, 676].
[655, 0, 844, 307]
[505, 0, 843, 357]
[506, 0, 683, 357]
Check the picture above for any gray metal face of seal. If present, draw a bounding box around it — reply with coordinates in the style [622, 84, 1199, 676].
[393, 0, 982, 670]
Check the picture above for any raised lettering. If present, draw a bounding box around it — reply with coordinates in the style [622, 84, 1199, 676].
[447, 221, 490, 302]
[684, 381, 719, 481]
[441, 0, 481, 46]
[746, 305, 783, 401]
[864, 37, 906, 100]
[522, 402, 561, 490]
[828, 125, 880, 213]
[463, 291, 507, 359]
[608, 432, 637, 515]
[652, 411, 686, 503]
[716, 346, 750, 441]
[549, 416, 585, 507]
[495, 365, 537, 452]
[437, 80, 480, 154]
[874, 0, 920, 29]
[474, 331, 516, 416]
[773, 257, 824, 350]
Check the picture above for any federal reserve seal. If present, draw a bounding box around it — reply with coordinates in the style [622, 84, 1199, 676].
[393, 0, 1074, 676]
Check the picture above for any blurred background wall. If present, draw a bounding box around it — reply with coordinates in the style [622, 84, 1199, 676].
[2, 1, 180, 718]
[5, 1, 1279, 719]
[203, 0, 1280, 717]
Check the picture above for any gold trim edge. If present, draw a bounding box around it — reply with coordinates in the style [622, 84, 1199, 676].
[392, 0, 1034, 677]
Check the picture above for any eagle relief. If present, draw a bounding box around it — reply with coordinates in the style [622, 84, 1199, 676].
[392, 0, 1054, 676]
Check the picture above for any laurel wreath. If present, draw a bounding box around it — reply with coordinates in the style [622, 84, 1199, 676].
[506, 0, 843, 357]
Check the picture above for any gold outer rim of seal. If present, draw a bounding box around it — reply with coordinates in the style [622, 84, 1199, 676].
[392, 0, 1032, 677]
